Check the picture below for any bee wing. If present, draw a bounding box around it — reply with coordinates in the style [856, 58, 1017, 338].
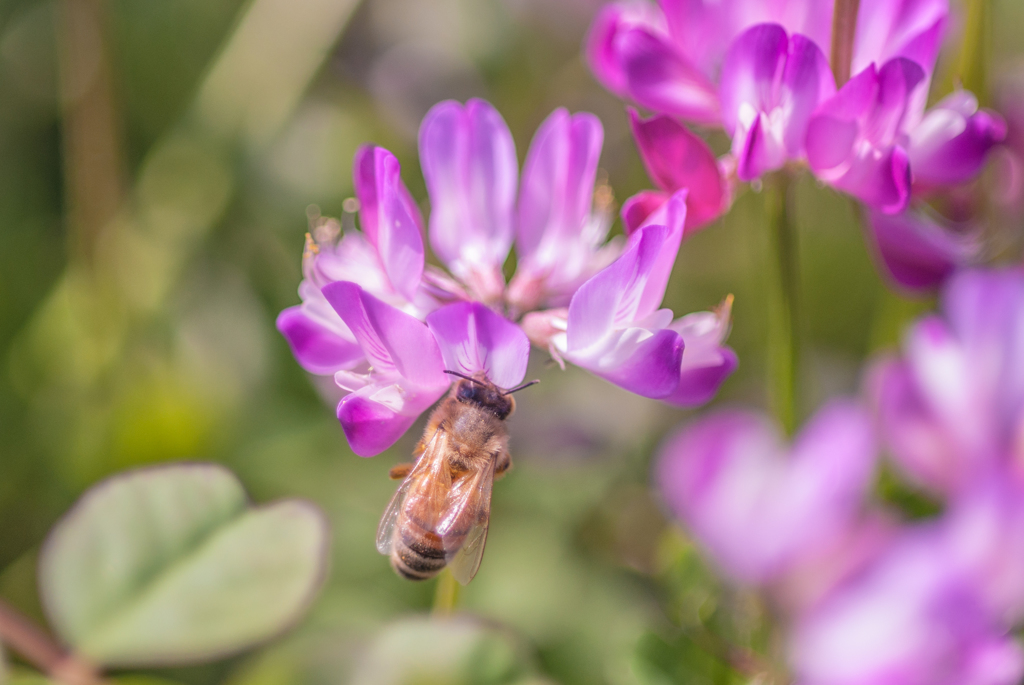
[375, 427, 450, 555]
[440, 457, 497, 585]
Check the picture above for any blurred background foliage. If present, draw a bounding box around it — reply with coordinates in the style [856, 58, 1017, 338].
[1, 0, 1023, 683]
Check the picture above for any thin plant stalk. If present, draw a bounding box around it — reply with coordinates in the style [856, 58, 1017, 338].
[432, 569, 460, 616]
[957, 0, 991, 101]
[0, 599, 101, 685]
[766, 174, 800, 435]
[830, 0, 861, 87]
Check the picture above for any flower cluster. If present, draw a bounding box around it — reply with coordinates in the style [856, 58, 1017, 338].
[656, 268, 1024, 685]
[587, 0, 1006, 291]
[278, 99, 736, 456]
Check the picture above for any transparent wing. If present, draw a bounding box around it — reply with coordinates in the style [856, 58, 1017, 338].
[375, 427, 448, 555]
[441, 457, 496, 585]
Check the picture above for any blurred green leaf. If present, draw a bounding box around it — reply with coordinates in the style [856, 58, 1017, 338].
[350, 616, 538, 685]
[38, 463, 328, 667]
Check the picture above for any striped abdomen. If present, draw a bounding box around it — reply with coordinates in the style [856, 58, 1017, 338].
[390, 509, 471, 581]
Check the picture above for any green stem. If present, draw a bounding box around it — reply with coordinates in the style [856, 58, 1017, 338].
[432, 569, 460, 616]
[957, 0, 991, 102]
[830, 0, 861, 87]
[766, 174, 800, 435]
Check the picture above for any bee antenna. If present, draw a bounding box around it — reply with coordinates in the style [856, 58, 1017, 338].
[503, 379, 540, 395]
[444, 370, 487, 387]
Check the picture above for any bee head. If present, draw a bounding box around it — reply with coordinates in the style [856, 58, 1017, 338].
[445, 371, 539, 420]
[454, 377, 514, 419]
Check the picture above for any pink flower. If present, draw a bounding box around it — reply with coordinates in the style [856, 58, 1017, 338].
[870, 268, 1024, 497]
[524, 192, 736, 402]
[278, 98, 738, 454]
[791, 525, 1024, 685]
[655, 400, 876, 584]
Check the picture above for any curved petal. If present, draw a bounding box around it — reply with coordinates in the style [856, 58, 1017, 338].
[568, 326, 684, 398]
[517, 109, 603, 260]
[585, 2, 667, 97]
[719, 23, 789, 137]
[323, 281, 448, 389]
[909, 93, 1007, 187]
[426, 301, 530, 389]
[337, 394, 419, 457]
[663, 298, 737, 406]
[780, 34, 835, 156]
[852, 0, 947, 87]
[276, 305, 364, 375]
[621, 189, 670, 236]
[628, 110, 725, 228]
[354, 146, 426, 301]
[419, 99, 517, 277]
[665, 347, 737, 406]
[617, 26, 720, 124]
[867, 208, 980, 292]
[832, 143, 912, 214]
[656, 401, 876, 583]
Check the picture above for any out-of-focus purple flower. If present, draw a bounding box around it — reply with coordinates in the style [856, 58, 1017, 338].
[321, 282, 450, 457]
[866, 207, 981, 292]
[507, 108, 620, 315]
[585, 0, 832, 126]
[851, 0, 947, 104]
[909, 92, 1009, 189]
[624, 109, 728, 233]
[524, 192, 736, 402]
[806, 58, 924, 214]
[871, 268, 1024, 497]
[720, 24, 835, 181]
[656, 401, 876, 584]
[791, 526, 1024, 685]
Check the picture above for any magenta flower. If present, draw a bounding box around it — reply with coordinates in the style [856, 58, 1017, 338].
[523, 192, 736, 403]
[621, 109, 728, 234]
[791, 526, 1024, 685]
[586, 0, 832, 126]
[870, 268, 1024, 497]
[655, 400, 876, 584]
[506, 108, 620, 315]
[865, 207, 981, 292]
[321, 282, 450, 457]
[278, 98, 737, 455]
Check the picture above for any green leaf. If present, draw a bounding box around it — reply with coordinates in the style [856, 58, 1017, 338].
[39, 463, 329, 667]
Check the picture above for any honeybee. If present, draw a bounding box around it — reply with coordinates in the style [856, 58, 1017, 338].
[377, 371, 538, 584]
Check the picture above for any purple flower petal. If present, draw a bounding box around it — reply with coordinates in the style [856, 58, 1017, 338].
[276, 306, 364, 375]
[320, 282, 449, 455]
[808, 59, 925, 213]
[337, 395, 419, 458]
[621, 189, 670, 236]
[617, 26, 720, 124]
[792, 526, 1023, 685]
[719, 23, 789, 137]
[867, 208, 980, 292]
[419, 99, 517, 279]
[719, 24, 833, 179]
[353, 146, 426, 301]
[871, 355, 965, 494]
[656, 401, 876, 584]
[628, 110, 725, 229]
[562, 221, 686, 398]
[852, 0, 947, 86]
[909, 93, 1008, 187]
[664, 298, 737, 406]
[585, 3, 661, 97]
[426, 302, 530, 390]
[517, 108, 603, 260]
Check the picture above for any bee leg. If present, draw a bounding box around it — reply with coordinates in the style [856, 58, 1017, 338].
[389, 463, 414, 480]
[494, 451, 512, 479]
